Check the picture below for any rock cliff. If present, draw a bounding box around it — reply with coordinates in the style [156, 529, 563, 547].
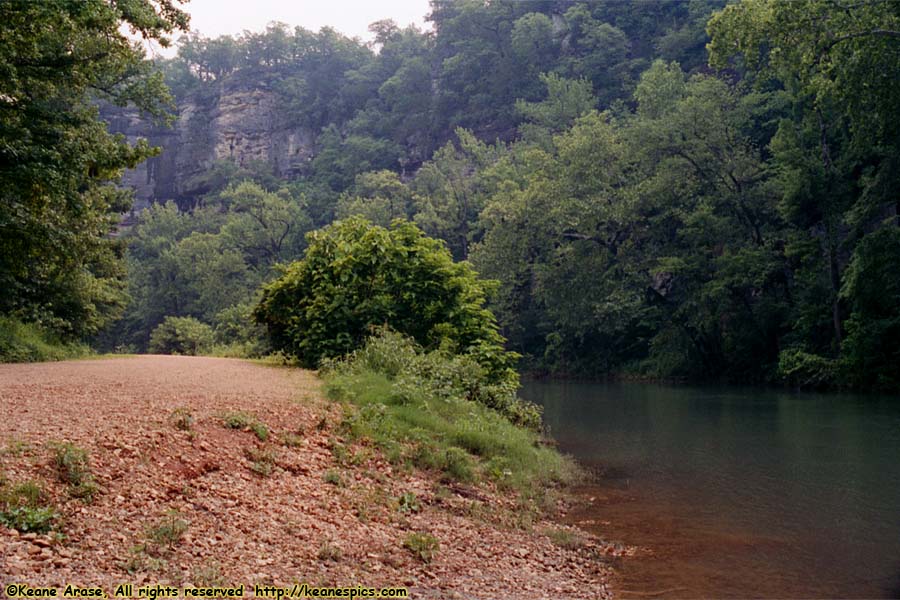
[106, 80, 315, 213]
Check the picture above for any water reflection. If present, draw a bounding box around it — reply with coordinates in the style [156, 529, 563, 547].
[522, 381, 900, 598]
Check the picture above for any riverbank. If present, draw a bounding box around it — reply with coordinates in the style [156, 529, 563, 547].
[0, 356, 615, 598]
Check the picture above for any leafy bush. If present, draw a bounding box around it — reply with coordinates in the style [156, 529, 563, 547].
[0, 316, 90, 363]
[149, 316, 215, 355]
[254, 217, 518, 381]
[839, 228, 900, 391]
[777, 348, 838, 389]
[324, 331, 576, 495]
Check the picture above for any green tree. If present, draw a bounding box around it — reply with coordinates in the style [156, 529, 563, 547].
[0, 0, 188, 339]
[254, 217, 517, 380]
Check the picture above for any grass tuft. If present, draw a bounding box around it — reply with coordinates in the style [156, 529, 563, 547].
[402, 532, 439, 563]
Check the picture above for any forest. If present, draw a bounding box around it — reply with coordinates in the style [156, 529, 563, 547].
[2, 0, 899, 392]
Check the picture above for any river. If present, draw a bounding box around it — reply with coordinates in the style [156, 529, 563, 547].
[521, 380, 900, 599]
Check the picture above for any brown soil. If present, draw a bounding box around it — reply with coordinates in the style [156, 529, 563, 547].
[0, 356, 613, 599]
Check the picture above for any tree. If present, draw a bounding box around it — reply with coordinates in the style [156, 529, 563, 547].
[0, 0, 189, 338]
[708, 0, 900, 369]
[253, 217, 516, 380]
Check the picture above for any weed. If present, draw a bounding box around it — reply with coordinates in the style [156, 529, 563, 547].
[221, 412, 253, 429]
[245, 447, 276, 477]
[543, 527, 586, 549]
[317, 541, 342, 561]
[402, 532, 439, 563]
[281, 433, 304, 448]
[397, 491, 421, 514]
[444, 447, 475, 483]
[147, 510, 188, 547]
[250, 422, 268, 442]
[49, 442, 91, 486]
[222, 412, 269, 441]
[192, 560, 225, 586]
[322, 470, 342, 486]
[171, 408, 194, 431]
[330, 441, 349, 465]
[2, 439, 32, 457]
[0, 505, 58, 533]
[123, 545, 167, 574]
[1, 480, 43, 507]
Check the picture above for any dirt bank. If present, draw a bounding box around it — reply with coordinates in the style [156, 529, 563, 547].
[0, 356, 613, 599]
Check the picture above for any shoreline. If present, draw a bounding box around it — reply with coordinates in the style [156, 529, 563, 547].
[1, 356, 617, 599]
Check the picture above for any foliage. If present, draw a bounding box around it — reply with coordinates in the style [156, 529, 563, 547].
[323, 331, 576, 495]
[0, 0, 188, 341]
[839, 228, 900, 391]
[0, 480, 59, 534]
[0, 317, 91, 363]
[402, 532, 439, 563]
[148, 316, 214, 356]
[254, 217, 518, 381]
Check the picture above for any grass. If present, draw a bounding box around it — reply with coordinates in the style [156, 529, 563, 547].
[170, 407, 194, 431]
[147, 510, 188, 547]
[322, 470, 342, 486]
[317, 541, 342, 561]
[0, 316, 91, 363]
[48, 441, 99, 502]
[220, 412, 269, 441]
[245, 447, 276, 477]
[325, 369, 577, 498]
[543, 526, 586, 549]
[0, 480, 59, 534]
[402, 532, 439, 563]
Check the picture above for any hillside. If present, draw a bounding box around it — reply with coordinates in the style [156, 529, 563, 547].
[0, 357, 616, 597]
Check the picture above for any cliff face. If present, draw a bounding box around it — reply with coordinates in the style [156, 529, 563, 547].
[107, 80, 315, 212]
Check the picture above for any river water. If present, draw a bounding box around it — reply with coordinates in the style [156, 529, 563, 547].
[521, 381, 900, 599]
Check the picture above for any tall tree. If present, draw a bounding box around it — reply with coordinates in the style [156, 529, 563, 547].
[0, 0, 188, 338]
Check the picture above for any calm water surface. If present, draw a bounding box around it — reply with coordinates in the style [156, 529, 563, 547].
[521, 381, 900, 599]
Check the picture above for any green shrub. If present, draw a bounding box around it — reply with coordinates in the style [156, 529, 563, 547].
[323, 332, 577, 497]
[0, 316, 90, 363]
[254, 217, 518, 381]
[148, 316, 215, 356]
[777, 348, 838, 389]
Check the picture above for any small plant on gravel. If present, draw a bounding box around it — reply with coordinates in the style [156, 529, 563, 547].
[221, 411, 253, 429]
[49, 442, 91, 485]
[402, 532, 439, 563]
[0, 480, 59, 533]
[322, 470, 342, 486]
[221, 412, 269, 441]
[192, 560, 225, 586]
[249, 421, 268, 442]
[123, 545, 167, 574]
[397, 491, 421, 514]
[171, 407, 194, 431]
[0, 505, 60, 533]
[2, 439, 32, 457]
[543, 527, 585, 549]
[245, 447, 276, 477]
[48, 441, 98, 502]
[281, 433, 303, 448]
[147, 509, 188, 547]
[317, 540, 342, 561]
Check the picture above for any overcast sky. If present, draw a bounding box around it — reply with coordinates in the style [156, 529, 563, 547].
[146, 0, 432, 57]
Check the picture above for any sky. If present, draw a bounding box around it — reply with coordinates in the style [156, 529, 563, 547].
[146, 0, 432, 57]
